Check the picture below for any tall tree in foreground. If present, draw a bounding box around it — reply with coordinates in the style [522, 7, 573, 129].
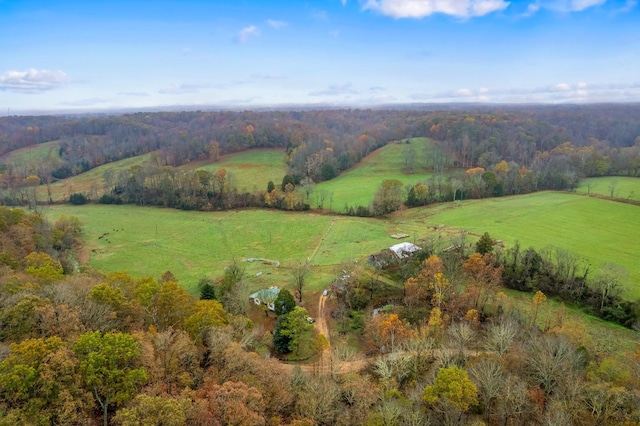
[74, 331, 148, 426]
[423, 366, 478, 425]
[274, 288, 296, 316]
[273, 306, 314, 357]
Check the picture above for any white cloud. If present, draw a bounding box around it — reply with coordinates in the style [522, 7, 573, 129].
[0, 68, 68, 92]
[525, 0, 607, 13]
[362, 0, 510, 18]
[329, 29, 341, 37]
[158, 84, 207, 94]
[309, 83, 358, 96]
[118, 91, 149, 97]
[553, 82, 572, 91]
[266, 19, 287, 29]
[453, 88, 474, 96]
[238, 25, 260, 43]
[58, 98, 109, 106]
[410, 81, 640, 103]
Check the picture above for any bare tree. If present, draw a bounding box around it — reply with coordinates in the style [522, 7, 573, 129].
[291, 260, 310, 302]
[592, 263, 626, 311]
[484, 316, 519, 357]
[470, 357, 505, 423]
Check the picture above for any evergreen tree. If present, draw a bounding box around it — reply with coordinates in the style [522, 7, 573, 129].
[198, 277, 217, 300]
[274, 288, 296, 316]
[476, 232, 494, 255]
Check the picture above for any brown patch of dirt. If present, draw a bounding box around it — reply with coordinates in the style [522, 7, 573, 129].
[76, 246, 90, 264]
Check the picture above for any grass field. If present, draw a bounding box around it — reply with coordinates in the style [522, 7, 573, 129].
[46, 190, 640, 299]
[1, 140, 63, 166]
[45, 205, 404, 294]
[183, 149, 288, 193]
[577, 176, 640, 201]
[313, 138, 436, 211]
[35, 149, 287, 203]
[36, 153, 154, 202]
[401, 191, 640, 299]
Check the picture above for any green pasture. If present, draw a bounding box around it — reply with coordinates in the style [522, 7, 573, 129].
[402, 191, 640, 299]
[44, 205, 405, 294]
[36, 149, 287, 203]
[577, 176, 640, 201]
[183, 149, 288, 193]
[36, 153, 154, 203]
[313, 138, 436, 211]
[2, 140, 63, 166]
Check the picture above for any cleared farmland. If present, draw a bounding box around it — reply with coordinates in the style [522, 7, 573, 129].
[37, 153, 154, 202]
[402, 191, 640, 299]
[184, 149, 288, 192]
[45, 204, 399, 294]
[313, 138, 436, 211]
[1, 140, 63, 166]
[35, 149, 287, 203]
[577, 176, 640, 201]
[47, 190, 640, 299]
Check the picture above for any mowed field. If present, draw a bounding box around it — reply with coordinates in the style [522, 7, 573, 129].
[402, 191, 640, 299]
[314, 138, 436, 211]
[37, 153, 154, 202]
[35, 149, 287, 203]
[47, 190, 640, 299]
[184, 149, 288, 193]
[1, 140, 63, 166]
[577, 176, 640, 201]
[45, 204, 402, 294]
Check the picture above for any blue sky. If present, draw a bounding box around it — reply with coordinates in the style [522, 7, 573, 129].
[1, 0, 639, 111]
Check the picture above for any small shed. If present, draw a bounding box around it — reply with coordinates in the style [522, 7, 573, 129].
[249, 287, 280, 311]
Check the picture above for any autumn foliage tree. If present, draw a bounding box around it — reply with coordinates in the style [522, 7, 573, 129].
[372, 179, 404, 215]
[363, 312, 413, 354]
[74, 331, 148, 426]
[404, 254, 445, 307]
[423, 365, 478, 422]
[463, 252, 503, 312]
[195, 379, 266, 426]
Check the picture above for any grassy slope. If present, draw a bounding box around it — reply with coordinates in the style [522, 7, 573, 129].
[37, 153, 154, 202]
[182, 149, 288, 193]
[577, 176, 640, 201]
[47, 191, 640, 299]
[402, 192, 640, 299]
[37, 149, 287, 203]
[313, 138, 435, 211]
[45, 205, 400, 294]
[2, 140, 63, 166]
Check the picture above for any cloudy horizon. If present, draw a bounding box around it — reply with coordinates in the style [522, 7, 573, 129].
[1, 0, 639, 112]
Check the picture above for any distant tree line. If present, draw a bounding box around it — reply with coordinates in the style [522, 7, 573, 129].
[2, 106, 640, 213]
